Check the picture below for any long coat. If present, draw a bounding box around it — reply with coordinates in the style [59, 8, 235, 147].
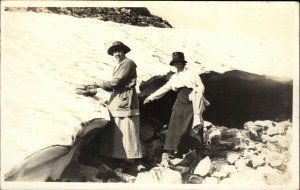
[101, 57, 140, 117]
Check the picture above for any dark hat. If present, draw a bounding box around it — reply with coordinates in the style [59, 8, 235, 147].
[170, 52, 187, 66]
[107, 41, 131, 56]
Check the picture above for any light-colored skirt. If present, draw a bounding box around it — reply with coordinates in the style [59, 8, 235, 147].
[98, 116, 143, 159]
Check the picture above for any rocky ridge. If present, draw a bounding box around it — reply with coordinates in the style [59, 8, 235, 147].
[5, 7, 173, 28]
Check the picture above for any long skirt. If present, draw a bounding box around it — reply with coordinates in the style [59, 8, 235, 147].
[164, 87, 204, 153]
[98, 115, 143, 159]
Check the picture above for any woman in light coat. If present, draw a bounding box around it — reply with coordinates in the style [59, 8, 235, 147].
[144, 52, 209, 165]
[89, 41, 143, 170]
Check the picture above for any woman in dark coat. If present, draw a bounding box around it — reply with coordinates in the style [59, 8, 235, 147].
[144, 52, 209, 165]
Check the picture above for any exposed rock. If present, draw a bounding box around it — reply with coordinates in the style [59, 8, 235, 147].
[253, 120, 274, 129]
[254, 142, 264, 153]
[285, 127, 292, 140]
[211, 171, 228, 179]
[261, 134, 270, 143]
[266, 141, 278, 152]
[114, 171, 136, 183]
[219, 165, 237, 174]
[268, 135, 290, 148]
[221, 128, 240, 139]
[243, 149, 255, 159]
[265, 151, 284, 168]
[275, 120, 292, 131]
[135, 167, 182, 184]
[170, 158, 183, 166]
[5, 7, 173, 28]
[208, 128, 222, 143]
[234, 159, 251, 170]
[203, 120, 213, 130]
[211, 159, 228, 173]
[188, 175, 203, 184]
[250, 155, 265, 168]
[202, 177, 219, 184]
[194, 156, 212, 177]
[249, 126, 264, 142]
[226, 153, 240, 164]
[266, 125, 285, 136]
[243, 121, 255, 130]
[256, 165, 280, 175]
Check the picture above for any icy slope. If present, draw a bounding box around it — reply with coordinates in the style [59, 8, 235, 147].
[1, 11, 294, 173]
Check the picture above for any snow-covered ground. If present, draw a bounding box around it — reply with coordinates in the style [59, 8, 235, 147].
[1, 11, 297, 174]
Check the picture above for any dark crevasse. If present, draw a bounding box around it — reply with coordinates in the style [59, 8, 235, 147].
[139, 70, 293, 129]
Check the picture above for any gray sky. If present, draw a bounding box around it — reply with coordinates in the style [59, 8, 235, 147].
[148, 2, 298, 56]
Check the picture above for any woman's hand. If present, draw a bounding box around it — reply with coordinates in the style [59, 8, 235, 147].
[143, 97, 152, 104]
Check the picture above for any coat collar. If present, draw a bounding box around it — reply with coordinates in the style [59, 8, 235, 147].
[113, 57, 128, 75]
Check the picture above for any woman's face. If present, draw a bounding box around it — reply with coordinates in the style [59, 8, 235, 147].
[173, 61, 185, 71]
[113, 49, 125, 63]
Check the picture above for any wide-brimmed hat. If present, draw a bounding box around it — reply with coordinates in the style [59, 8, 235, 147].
[170, 52, 187, 66]
[107, 41, 131, 56]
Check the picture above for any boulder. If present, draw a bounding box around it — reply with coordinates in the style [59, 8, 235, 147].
[202, 177, 219, 184]
[170, 158, 183, 166]
[265, 151, 284, 168]
[243, 149, 255, 159]
[211, 171, 228, 179]
[286, 127, 292, 140]
[114, 171, 136, 183]
[226, 153, 240, 164]
[253, 120, 274, 129]
[194, 156, 212, 177]
[250, 155, 265, 168]
[208, 128, 222, 143]
[188, 175, 203, 184]
[220, 165, 237, 174]
[266, 125, 285, 136]
[234, 159, 251, 170]
[275, 120, 292, 131]
[261, 134, 270, 143]
[266, 141, 278, 152]
[244, 120, 276, 141]
[268, 135, 290, 148]
[249, 126, 264, 141]
[256, 165, 280, 175]
[243, 121, 255, 130]
[221, 128, 240, 139]
[211, 159, 228, 173]
[135, 167, 182, 184]
[203, 120, 213, 129]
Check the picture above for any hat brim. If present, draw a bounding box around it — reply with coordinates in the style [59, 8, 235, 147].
[170, 59, 187, 66]
[107, 44, 131, 56]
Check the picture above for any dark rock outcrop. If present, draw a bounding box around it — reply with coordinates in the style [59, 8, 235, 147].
[5, 7, 173, 28]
